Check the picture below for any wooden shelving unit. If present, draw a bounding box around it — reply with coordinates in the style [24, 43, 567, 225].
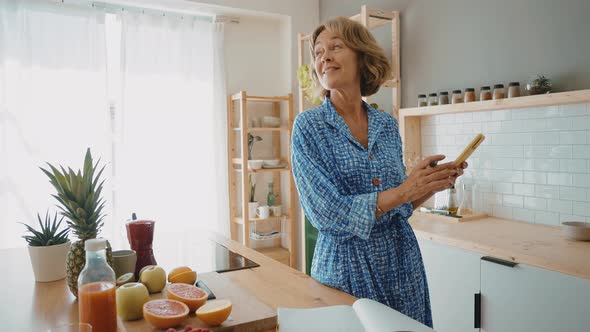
[399, 89, 590, 172]
[227, 90, 296, 267]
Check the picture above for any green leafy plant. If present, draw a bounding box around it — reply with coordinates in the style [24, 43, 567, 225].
[297, 64, 322, 105]
[527, 74, 552, 95]
[20, 211, 70, 247]
[249, 174, 256, 203]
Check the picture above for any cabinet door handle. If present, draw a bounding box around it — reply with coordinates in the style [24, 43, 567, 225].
[474, 292, 481, 329]
[482, 256, 518, 267]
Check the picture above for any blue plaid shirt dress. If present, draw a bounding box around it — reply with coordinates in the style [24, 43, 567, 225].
[291, 96, 433, 327]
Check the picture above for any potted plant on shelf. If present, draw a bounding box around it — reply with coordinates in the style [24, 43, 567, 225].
[297, 64, 322, 105]
[20, 211, 71, 282]
[40, 148, 113, 297]
[248, 174, 259, 219]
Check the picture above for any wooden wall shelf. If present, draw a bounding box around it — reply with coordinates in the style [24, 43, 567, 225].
[399, 89, 590, 172]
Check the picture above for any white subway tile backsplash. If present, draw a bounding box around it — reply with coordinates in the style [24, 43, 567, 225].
[535, 211, 560, 226]
[503, 195, 524, 208]
[439, 114, 456, 124]
[491, 110, 511, 121]
[573, 202, 590, 217]
[530, 132, 560, 145]
[473, 111, 492, 122]
[524, 197, 547, 210]
[547, 173, 573, 186]
[493, 182, 513, 194]
[547, 199, 573, 214]
[559, 104, 589, 117]
[523, 171, 547, 184]
[559, 131, 587, 145]
[493, 205, 514, 219]
[491, 133, 532, 146]
[531, 159, 560, 172]
[572, 145, 590, 158]
[559, 214, 587, 222]
[514, 183, 535, 196]
[535, 185, 560, 199]
[421, 102, 590, 224]
[490, 170, 523, 182]
[546, 117, 573, 131]
[513, 208, 535, 222]
[512, 106, 559, 119]
[559, 186, 588, 202]
[492, 158, 513, 170]
[571, 116, 590, 130]
[560, 159, 587, 173]
[573, 174, 590, 188]
[521, 119, 547, 132]
[483, 121, 502, 133]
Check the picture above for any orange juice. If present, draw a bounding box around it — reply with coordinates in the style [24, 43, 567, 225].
[79, 281, 117, 332]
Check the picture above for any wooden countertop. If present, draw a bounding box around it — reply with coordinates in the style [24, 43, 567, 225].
[409, 212, 590, 280]
[2, 232, 355, 331]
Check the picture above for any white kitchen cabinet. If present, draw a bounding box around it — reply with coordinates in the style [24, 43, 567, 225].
[481, 257, 590, 332]
[418, 240, 482, 332]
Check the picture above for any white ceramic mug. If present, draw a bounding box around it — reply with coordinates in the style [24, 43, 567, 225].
[256, 205, 270, 219]
[270, 205, 282, 217]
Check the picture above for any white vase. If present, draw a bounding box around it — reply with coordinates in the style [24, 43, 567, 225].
[248, 202, 259, 219]
[27, 241, 71, 282]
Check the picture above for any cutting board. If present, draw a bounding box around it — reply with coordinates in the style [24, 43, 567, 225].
[119, 272, 277, 332]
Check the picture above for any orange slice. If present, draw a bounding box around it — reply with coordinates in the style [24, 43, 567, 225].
[196, 299, 232, 326]
[168, 266, 193, 282]
[169, 270, 197, 285]
[143, 299, 189, 329]
[166, 283, 208, 312]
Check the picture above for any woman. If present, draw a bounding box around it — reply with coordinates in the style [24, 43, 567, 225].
[291, 17, 467, 327]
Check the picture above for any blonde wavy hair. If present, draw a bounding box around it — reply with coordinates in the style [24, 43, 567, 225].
[309, 16, 391, 98]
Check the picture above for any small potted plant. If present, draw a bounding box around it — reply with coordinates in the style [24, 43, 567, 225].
[20, 211, 71, 282]
[248, 174, 259, 219]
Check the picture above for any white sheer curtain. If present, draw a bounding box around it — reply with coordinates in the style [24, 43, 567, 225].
[0, 1, 111, 249]
[113, 12, 229, 248]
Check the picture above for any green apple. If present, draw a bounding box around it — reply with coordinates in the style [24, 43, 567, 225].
[139, 265, 166, 293]
[116, 282, 149, 321]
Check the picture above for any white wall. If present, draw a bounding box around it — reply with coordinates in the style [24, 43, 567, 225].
[422, 102, 590, 226]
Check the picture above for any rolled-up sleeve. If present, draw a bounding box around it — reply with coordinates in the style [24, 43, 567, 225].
[291, 118, 378, 241]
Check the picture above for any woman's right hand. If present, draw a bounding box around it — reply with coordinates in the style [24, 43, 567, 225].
[398, 155, 458, 203]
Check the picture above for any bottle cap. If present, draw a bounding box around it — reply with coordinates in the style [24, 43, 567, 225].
[85, 238, 107, 251]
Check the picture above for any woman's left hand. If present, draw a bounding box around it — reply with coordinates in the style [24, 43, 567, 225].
[435, 161, 468, 192]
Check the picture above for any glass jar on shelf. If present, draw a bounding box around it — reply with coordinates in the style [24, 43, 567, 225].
[438, 91, 449, 105]
[493, 84, 505, 100]
[480, 86, 492, 101]
[464, 88, 476, 102]
[427, 93, 438, 106]
[451, 90, 463, 104]
[508, 82, 521, 98]
[418, 94, 427, 107]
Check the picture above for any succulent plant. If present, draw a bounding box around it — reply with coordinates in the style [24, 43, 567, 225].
[20, 211, 70, 247]
[527, 75, 552, 95]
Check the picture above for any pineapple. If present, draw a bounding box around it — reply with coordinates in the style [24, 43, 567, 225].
[40, 148, 113, 297]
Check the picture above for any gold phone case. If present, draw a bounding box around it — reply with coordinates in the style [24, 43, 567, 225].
[455, 133, 485, 166]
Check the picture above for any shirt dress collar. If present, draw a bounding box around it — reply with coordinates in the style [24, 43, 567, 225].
[322, 96, 386, 152]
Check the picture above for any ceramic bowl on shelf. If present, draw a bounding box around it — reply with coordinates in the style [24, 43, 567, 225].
[262, 116, 281, 128]
[561, 221, 590, 241]
[263, 159, 280, 167]
[248, 160, 263, 170]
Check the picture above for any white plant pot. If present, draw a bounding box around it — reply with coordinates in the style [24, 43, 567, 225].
[248, 202, 259, 219]
[27, 241, 71, 282]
